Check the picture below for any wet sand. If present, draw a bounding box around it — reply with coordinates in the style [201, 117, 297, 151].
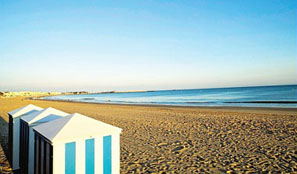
[0, 97, 297, 173]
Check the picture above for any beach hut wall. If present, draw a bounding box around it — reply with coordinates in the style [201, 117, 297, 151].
[33, 113, 122, 174]
[34, 131, 53, 174]
[19, 107, 69, 174]
[8, 104, 43, 170]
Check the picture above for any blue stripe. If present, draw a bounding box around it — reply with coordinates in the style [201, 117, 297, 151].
[103, 135, 112, 174]
[65, 142, 76, 174]
[85, 138, 95, 174]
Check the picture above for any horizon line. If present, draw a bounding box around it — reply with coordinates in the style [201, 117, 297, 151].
[1, 83, 296, 93]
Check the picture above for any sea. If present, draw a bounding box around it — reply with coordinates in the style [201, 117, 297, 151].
[43, 85, 297, 108]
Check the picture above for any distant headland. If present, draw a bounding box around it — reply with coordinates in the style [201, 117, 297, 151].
[0, 90, 156, 98]
[0, 91, 89, 98]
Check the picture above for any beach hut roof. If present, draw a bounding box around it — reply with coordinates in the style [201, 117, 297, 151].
[8, 104, 43, 118]
[21, 107, 69, 126]
[33, 113, 122, 144]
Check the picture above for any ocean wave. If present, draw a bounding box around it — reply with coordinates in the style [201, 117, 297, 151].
[225, 101, 297, 104]
[82, 98, 95, 100]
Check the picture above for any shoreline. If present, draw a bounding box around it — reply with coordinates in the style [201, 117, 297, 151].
[33, 98, 297, 115]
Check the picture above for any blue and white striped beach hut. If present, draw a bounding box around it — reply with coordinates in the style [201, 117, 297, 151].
[33, 113, 122, 174]
[19, 107, 69, 174]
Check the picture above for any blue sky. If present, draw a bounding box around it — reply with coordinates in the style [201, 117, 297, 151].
[0, 0, 296, 92]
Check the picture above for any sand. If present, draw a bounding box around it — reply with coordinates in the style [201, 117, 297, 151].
[0, 97, 297, 173]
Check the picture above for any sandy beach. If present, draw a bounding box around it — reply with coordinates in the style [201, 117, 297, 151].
[0, 97, 296, 173]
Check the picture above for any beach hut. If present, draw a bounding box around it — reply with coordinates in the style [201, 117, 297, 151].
[19, 107, 69, 174]
[8, 104, 43, 170]
[33, 113, 122, 174]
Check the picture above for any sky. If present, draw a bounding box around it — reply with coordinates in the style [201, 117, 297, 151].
[0, 0, 296, 92]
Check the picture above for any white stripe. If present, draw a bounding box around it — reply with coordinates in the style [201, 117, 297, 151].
[112, 134, 120, 174]
[53, 143, 65, 174]
[76, 140, 85, 173]
[95, 136, 103, 174]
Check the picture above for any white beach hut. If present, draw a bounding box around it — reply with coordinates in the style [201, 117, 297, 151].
[19, 107, 69, 174]
[8, 104, 43, 170]
[33, 113, 122, 174]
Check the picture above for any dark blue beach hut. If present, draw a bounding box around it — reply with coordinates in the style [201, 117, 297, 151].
[19, 107, 69, 174]
[8, 104, 43, 170]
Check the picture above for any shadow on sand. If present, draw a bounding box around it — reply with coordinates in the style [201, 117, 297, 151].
[0, 116, 22, 173]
